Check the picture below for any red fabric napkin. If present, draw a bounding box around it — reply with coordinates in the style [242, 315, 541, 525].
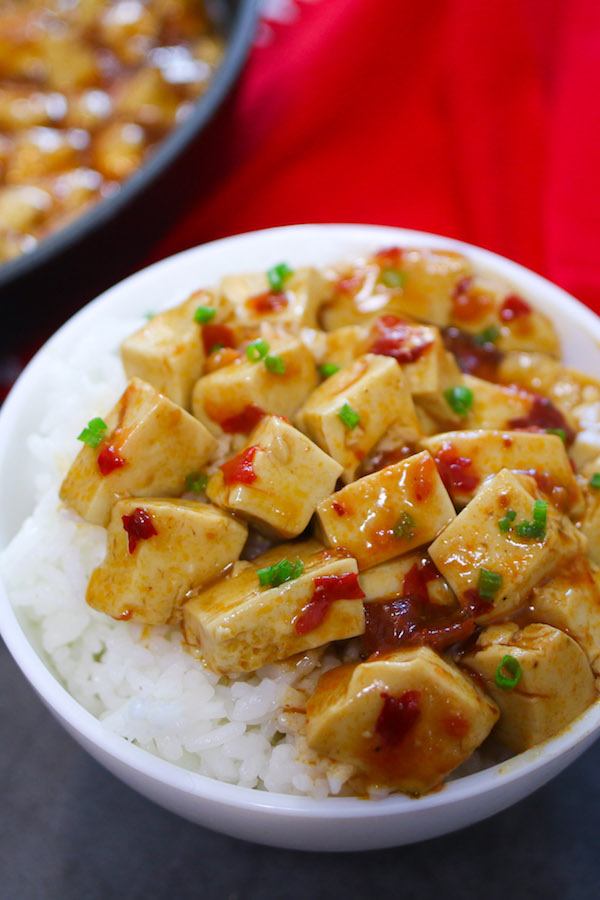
[156, 0, 600, 311]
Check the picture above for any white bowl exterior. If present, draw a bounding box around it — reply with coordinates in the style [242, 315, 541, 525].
[1, 224, 600, 851]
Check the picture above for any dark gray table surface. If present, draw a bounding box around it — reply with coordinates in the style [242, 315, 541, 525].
[2, 637, 598, 900]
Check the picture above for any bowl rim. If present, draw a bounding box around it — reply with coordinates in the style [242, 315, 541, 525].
[1, 222, 600, 822]
[0, 0, 260, 291]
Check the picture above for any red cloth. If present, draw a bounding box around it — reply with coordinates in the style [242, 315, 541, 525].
[156, 0, 600, 311]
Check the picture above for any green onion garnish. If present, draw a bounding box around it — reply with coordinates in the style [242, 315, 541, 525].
[77, 417, 108, 448]
[194, 305, 216, 324]
[547, 427, 566, 443]
[589, 473, 600, 490]
[498, 509, 517, 533]
[514, 500, 547, 540]
[444, 385, 474, 417]
[145, 312, 155, 321]
[267, 262, 294, 292]
[265, 354, 286, 374]
[319, 362, 341, 378]
[246, 339, 270, 362]
[532, 499, 548, 528]
[473, 325, 500, 345]
[210, 343, 224, 354]
[495, 654, 522, 690]
[380, 268, 405, 289]
[185, 471, 208, 493]
[337, 402, 360, 430]
[393, 511, 415, 540]
[257, 557, 304, 588]
[477, 568, 502, 600]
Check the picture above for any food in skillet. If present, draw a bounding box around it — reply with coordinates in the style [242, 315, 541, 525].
[0, 0, 224, 263]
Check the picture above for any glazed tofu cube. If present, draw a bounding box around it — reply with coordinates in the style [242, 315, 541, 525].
[498, 352, 600, 424]
[461, 623, 596, 752]
[305, 646, 498, 795]
[121, 295, 205, 410]
[462, 375, 535, 430]
[192, 336, 317, 436]
[319, 325, 367, 369]
[421, 430, 582, 511]
[60, 378, 217, 526]
[86, 499, 247, 624]
[220, 266, 327, 328]
[531, 557, 600, 676]
[359, 552, 455, 606]
[429, 470, 586, 623]
[320, 248, 472, 330]
[297, 354, 420, 483]
[316, 451, 456, 570]
[182, 542, 365, 674]
[206, 415, 343, 538]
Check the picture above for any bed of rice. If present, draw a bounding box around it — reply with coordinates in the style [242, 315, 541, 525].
[0, 313, 363, 799]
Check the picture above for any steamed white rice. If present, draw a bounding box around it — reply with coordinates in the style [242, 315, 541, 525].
[0, 313, 359, 798]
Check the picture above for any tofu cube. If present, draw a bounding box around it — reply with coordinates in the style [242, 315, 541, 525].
[297, 354, 420, 483]
[60, 378, 218, 526]
[206, 415, 343, 538]
[531, 557, 600, 676]
[86, 498, 248, 624]
[429, 469, 586, 623]
[582, 479, 600, 565]
[462, 374, 535, 430]
[220, 266, 328, 329]
[358, 552, 456, 606]
[461, 623, 596, 752]
[192, 336, 318, 436]
[421, 430, 582, 511]
[319, 325, 367, 369]
[498, 351, 599, 424]
[120, 294, 205, 410]
[182, 541, 365, 674]
[305, 646, 498, 795]
[316, 450, 456, 570]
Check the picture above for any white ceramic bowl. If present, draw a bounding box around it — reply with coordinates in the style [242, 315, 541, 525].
[1, 224, 599, 852]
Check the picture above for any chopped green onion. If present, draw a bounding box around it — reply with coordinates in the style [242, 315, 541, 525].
[473, 325, 500, 345]
[547, 427, 566, 443]
[185, 471, 208, 493]
[498, 509, 517, 533]
[210, 342, 224, 354]
[533, 499, 548, 528]
[477, 568, 502, 600]
[319, 362, 341, 378]
[337, 402, 360, 430]
[77, 417, 108, 448]
[194, 305, 216, 324]
[514, 500, 547, 540]
[589, 473, 600, 490]
[495, 654, 522, 690]
[267, 262, 294, 292]
[257, 557, 304, 588]
[265, 354, 286, 374]
[145, 312, 155, 321]
[393, 511, 415, 541]
[444, 385, 474, 417]
[380, 268, 405, 289]
[246, 339, 270, 362]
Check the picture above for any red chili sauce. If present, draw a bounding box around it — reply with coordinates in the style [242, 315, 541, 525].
[97, 444, 126, 476]
[375, 690, 421, 747]
[373, 247, 404, 268]
[500, 294, 532, 322]
[220, 446, 260, 486]
[369, 315, 433, 364]
[219, 404, 266, 434]
[509, 395, 575, 444]
[201, 323, 236, 355]
[122, 508, 158, 554]
[442, 326, 504, 381]
[451, 278, 494, 323]
[295, 572, 365, 635]
[246, 291, 289, 315]
[434, 443, 479, 494]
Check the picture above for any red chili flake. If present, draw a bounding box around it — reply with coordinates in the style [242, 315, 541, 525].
[369, 315, 433, 364]
[201, 323, 236, 355]
[509, 396, 575, 444]
[246, 291, 289, 315]
[219, 404, 266, 434]
[375, 691, 421, 747]
[121, 507, 157, 554]
[295, 572, 365, 635]
[373, 247, 404, 268]
[97, 444, 126, 476]
[402, 560, 440, 605]
[500, 294, 532, 322]
[332, 500, 346, 516]
[434, 443, 479, 494]
[220, 445, 260, 486]
[334, 272, 364, 295]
